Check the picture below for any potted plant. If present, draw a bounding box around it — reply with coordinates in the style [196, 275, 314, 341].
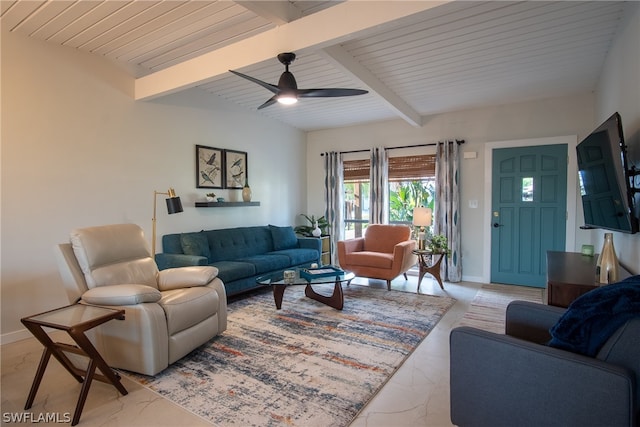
[294, 214, 329, 237]
[427, 234, 450, 254]
[206, 193, 216, 202]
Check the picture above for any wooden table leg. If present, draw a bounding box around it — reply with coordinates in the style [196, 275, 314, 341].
[24, 347, 52, 410]
[305, 280, 344, 310]
[273, 285, 286, 309]
[70, 332, 128, 397]
[417, 253, 445, 291]
[72, 359, 96, 426]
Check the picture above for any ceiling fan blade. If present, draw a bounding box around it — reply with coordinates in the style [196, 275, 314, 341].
[257, 96, 278, 110]
[298, 88, 368, 98]
[229, 70, 279, 94]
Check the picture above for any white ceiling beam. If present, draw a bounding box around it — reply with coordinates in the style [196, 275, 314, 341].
[234, 1, 302, 26]
[320, 45, 423, 127]
[134, 0, 452, 101]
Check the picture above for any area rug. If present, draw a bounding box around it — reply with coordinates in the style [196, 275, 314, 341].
[456, 283, 544, 333]
[125, 284, 455, 427]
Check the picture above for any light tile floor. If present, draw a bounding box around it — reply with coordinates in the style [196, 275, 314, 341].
[1, 275, 481, 427]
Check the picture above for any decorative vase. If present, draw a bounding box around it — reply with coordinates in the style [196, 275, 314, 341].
[311, 221, 322, 237]
[242, 178, 252, 202]
[596, 233, 619, 284]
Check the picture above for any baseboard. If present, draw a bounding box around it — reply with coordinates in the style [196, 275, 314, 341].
[1, 328, 32, 345]
[461, 275, 484, 283]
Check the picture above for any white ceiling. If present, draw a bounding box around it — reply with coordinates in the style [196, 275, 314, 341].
[1, 1, 629, 131]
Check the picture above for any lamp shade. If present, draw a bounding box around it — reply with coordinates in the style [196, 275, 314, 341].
[166, 197, 183, 214]
[165, 187, 183, 214]
[413, 207, 432, 227]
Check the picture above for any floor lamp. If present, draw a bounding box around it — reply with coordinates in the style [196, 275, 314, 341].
[413, 207, 432, 250]
[152, 188, 183, 255]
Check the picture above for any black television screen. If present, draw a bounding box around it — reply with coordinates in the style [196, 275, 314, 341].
[576, 112, 638, 233]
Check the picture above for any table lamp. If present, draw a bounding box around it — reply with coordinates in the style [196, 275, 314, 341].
[413, 207, 432, 250]
[152, 188, 183, 255]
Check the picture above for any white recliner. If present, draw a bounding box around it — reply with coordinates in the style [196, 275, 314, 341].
[55, 223, 227, 376]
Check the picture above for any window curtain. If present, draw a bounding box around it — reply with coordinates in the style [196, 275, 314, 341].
[435, 140, 462, 282]
[369, 147, 389, 224]
[324, 151, 344, 264]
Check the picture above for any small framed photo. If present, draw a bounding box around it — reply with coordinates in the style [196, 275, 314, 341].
[224, 149, 247, 189]
[196, 145, 223, 189]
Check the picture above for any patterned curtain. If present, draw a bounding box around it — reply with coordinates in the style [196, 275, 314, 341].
[324, 151, 344, 264]
[435, 140, 462, 282]
[369, 147, 389, 224]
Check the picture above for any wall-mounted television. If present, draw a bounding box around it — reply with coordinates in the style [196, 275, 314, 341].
[576, 112, 638, 233]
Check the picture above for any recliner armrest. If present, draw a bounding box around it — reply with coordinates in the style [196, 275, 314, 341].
[157, 266, 219, 291]
[505, 300, 566, 343]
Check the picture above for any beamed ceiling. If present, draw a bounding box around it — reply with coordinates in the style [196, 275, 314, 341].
[1, 1, 630, 131]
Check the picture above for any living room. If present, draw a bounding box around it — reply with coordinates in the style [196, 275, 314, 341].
[1, 1, 639, 425]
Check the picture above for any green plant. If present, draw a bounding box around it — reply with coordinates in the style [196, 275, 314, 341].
[206, 192, 216, 198]
[428, 234, 450, 254]
[294, 214, 329, 237]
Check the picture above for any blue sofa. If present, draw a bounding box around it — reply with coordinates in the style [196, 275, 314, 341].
[155, 225, 321, 296]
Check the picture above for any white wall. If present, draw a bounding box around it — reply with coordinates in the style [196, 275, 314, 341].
[0, 31, 306, 341]
[592, 1, 640, 273]
[307, 95, 596, 282]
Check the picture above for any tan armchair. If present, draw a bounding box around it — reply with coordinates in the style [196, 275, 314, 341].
[337, 224, 417, 290]
[55, 224, 227, 376]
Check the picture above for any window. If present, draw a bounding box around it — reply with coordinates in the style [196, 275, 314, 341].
[343, 154, 436, 238]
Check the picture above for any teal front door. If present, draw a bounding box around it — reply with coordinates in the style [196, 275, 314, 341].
[491, 144, 567, 287]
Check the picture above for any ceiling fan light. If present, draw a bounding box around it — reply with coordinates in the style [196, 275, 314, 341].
[277, 94, 298, 105]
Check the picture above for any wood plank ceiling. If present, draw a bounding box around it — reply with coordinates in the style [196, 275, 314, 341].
[1, 1, 629, 131]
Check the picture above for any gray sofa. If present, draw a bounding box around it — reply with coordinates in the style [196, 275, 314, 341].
[155, 225, 321, 296]
[450, 300, 640, 427]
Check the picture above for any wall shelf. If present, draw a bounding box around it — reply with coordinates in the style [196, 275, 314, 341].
[195, 201, 260, 208]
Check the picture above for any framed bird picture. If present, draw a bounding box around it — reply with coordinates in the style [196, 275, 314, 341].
[224, 149, 247, 189]
[196, 145, 223, 189]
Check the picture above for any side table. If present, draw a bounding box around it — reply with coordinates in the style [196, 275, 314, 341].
[21, 304, 128, 426]
[413, 249, 446, 291]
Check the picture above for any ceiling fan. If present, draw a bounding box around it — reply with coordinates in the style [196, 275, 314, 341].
[229, 52, 368, 110]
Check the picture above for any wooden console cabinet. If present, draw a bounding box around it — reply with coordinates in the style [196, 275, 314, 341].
[546, 251, 630, 308]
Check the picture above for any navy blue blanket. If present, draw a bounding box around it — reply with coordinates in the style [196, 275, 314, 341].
[548, 275, 640, 357]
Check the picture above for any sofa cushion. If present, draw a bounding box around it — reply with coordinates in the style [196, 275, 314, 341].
[270, 248, 319, 265]
[344, 251, 394, 269]
[269, 225, 298, 251]
[237, 254, 291, 274]
[210, 261, 256, 283]
[180, 232, 211, 260]
[363, 224, 411, 253]
[207, 227, 272, 261]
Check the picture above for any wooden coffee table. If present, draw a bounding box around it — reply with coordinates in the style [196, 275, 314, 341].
[21, 304, 128, 426]
[256, 268, 355, 310]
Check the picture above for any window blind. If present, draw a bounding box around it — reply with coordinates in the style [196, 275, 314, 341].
[343, 155, 436, 181]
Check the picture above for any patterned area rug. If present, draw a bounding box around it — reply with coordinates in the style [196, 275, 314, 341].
[456, 283, 544, 333]
[126, 284, 455, 426]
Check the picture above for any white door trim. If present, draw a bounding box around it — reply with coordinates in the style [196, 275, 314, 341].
[482, 135, 578, 284]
